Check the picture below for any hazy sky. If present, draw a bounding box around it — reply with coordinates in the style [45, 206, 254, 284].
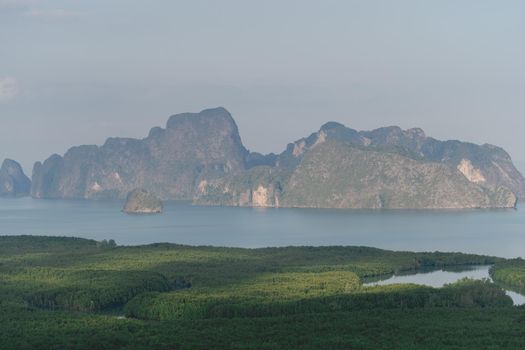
[1, 0, 524, 173]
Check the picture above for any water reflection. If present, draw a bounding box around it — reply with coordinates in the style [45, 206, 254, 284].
[363, 265, 525, 306]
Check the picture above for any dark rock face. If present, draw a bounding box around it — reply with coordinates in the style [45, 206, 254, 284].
[31, 107, 525, 209]
[32, 107, 252, 200]
[122, 188, 163, 214]
[0, 159, 31, 197]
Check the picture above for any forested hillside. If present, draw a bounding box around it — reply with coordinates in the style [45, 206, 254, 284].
[1, 236, 525, 349]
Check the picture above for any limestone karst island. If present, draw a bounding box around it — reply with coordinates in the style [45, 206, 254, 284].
[24, 107, 524, 209]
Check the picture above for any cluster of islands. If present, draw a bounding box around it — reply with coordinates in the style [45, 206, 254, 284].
[1, 107, 524, 212]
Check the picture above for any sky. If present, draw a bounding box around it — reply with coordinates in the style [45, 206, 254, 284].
[1, 0, 525, 174]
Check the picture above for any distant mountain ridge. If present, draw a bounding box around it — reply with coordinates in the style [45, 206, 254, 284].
[31, 107, 524, 209]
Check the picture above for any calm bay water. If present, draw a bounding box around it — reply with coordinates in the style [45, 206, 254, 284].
[0, 198, 524, 259]
[363, 265, 525, 305]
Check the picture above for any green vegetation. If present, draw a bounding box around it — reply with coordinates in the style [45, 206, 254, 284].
[281, 140, 516, 209]
[124, 278, 511, 321]
[490, 258, 525, 293]
[0, 235, 523, 349]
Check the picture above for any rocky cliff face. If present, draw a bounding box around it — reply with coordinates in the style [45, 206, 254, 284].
[280, 140, 516, 209]
[195, 139, 518, 209]
[194, 166, 286, 207]
[31, 107, 524, 209]
[194, 118, 523, 209]
[274, 122, 525, 199]
[0, 159, 31, 197]
[32, 107, 268, 200]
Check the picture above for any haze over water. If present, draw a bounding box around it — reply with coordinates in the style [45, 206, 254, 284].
[1, 198, 524, 259]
